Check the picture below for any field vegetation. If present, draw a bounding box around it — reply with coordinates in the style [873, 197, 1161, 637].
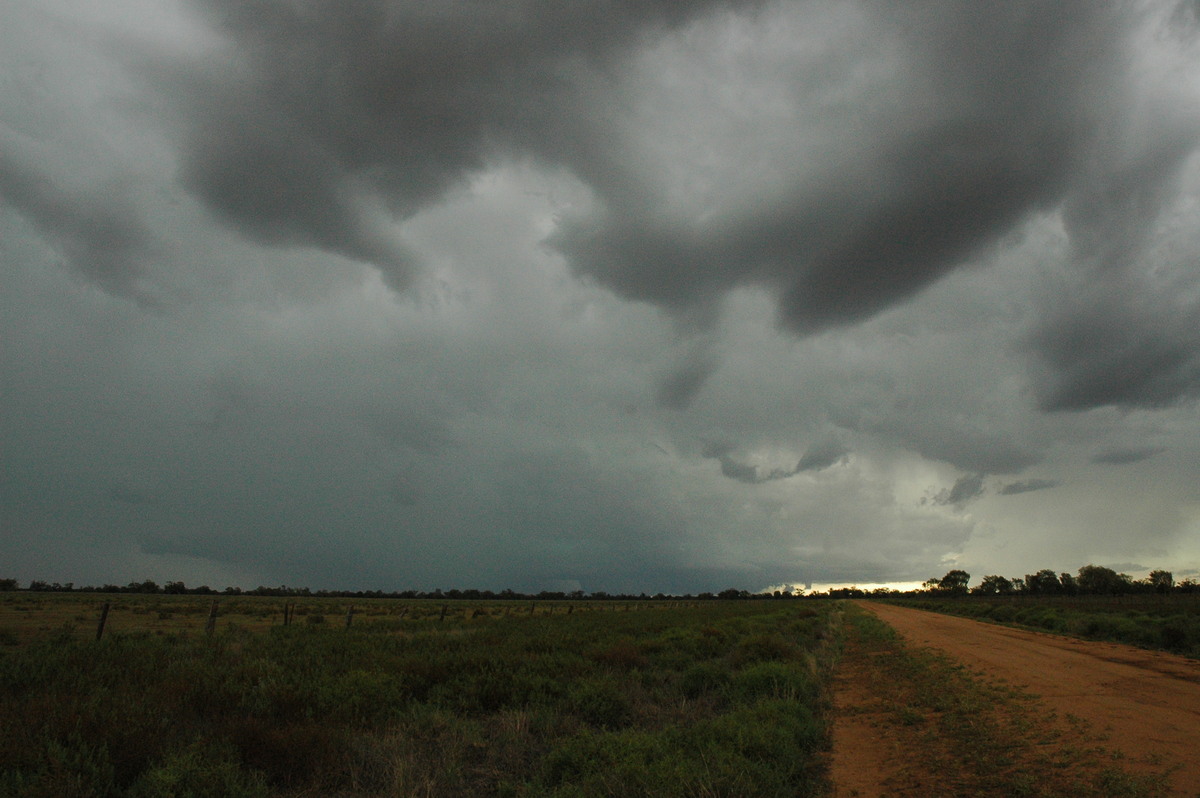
[0, 594, 836, 797]
[883, 565, 1200, 658]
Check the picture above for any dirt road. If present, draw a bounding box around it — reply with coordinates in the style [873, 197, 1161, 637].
[854, 602, 1200, 796]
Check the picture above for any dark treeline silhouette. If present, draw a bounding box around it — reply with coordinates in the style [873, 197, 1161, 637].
[3, 564, 1196, 600]
[0, 578, 807, 602]
[915, 565, 1197, 598]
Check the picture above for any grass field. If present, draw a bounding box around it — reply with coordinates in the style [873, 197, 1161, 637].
[0, 594, 837, 797]
[887, 595, 1200, 657]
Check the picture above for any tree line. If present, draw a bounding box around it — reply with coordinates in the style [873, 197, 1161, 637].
[2, 564, 1195, 600]
[0, 579, 799, 602]
[921, 565, 1194, 597]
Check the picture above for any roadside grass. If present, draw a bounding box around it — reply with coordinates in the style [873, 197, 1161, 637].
[840, 604, 1168, 797]
[896, 596, 1200, 658]
[0, 599, 837, 797]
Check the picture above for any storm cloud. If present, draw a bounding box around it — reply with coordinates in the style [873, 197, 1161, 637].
[2, 0, 1200, 593]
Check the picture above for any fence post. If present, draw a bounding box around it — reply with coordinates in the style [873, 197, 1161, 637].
[344, 605, 354, 630]
[205, 600, 218, 636]
[96, 601, 110, 641]
[439, 604, 448, 622]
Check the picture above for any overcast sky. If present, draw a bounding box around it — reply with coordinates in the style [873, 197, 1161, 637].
[3, 0, 1200, 594]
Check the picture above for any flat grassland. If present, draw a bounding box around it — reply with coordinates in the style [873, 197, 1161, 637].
[0, 595, 835, 797]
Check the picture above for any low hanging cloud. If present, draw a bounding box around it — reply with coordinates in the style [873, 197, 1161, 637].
[932, 473, 986, 509]
[998, 478, 1062, 496]
[133, 0, 1197, 349]
[149, 0, 762, 291]
[703, 437, 847, 485]
[0, 131, 154, 301]
[795, 439, 849, 473]
[1092, 447, 1166, 465]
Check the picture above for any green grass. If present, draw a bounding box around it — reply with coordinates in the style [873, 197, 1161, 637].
[0, 599, 838, 797]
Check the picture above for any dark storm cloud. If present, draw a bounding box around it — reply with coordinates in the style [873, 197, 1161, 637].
[0, 133, 153, 300]
[998, 478, 1061, 496]
[795, 439, 847, 473]
[700, 440, 794, 485]
[655, 349, 717, 410]
[150, 0, 1200, 343]
[1027, 288, 1200, 411]
[700, 437, 845, 485]
[556, 1, 1172, 332]
[156, 0, 761, 287]
[933, 473, 986, 509]
[1092, 446, 1165, 465]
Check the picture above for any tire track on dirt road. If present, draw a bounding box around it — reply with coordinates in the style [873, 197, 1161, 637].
[854, 601, 1200, 796]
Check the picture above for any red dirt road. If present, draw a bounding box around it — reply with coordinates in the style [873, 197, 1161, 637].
[857, 602, 1200, 796]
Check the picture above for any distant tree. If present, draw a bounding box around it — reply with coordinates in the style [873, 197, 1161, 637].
[1026, 569, 1061, 596]
[1148, 570, 1174, 594]
[1076, 565, 1125, 595]
[1009, 577, 1027, 594]
[938, 570, 971, 595]
[1059, 572, 1078, 596]
[163, 581, 187, 594]
[972, 575, 1013, 595]
[0, 578, 18, 591]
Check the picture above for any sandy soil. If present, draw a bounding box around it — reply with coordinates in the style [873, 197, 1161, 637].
[834, 601, 1200, 797]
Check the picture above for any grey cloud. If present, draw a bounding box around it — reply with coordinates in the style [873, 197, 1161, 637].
[1092, 447, 1165, 465]
[795, 439, 848, 473]
[0, 132, 153, 300]
[656, 349, 717, 410]
[933, 473, 986, 509]
[700, 440, 797, 485]
[1028, 289, 1200, 411]
[998, 478, 1061, 496]
[155, 0, 1199, 346]
[157, 0, 759, 287]
[557, 1, 1163, 334]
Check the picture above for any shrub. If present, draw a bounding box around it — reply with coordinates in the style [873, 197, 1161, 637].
[679, 662, 731, 699]
[731, 661, 816, 703]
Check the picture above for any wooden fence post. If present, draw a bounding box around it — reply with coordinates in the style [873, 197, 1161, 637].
[95, 601, 110, 641]
[344, 605, 354, 630]
[205, 600, 218, 636]
[439, 604, 448, 622]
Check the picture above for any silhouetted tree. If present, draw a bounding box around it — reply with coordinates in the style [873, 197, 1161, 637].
[1026, 569, 1061, 596]
[938, 569, 971, 595]
[972, 575, 1013, 595]
[1059, 572, 1078, 596]
[1148, 570, 1174, 594]
[1076, 565, 1129, 595]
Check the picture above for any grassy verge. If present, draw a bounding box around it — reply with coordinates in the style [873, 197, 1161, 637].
[891, 597, 1200, 658]
[0, 600, 837, 797]
[838, 603, 1167, 797]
